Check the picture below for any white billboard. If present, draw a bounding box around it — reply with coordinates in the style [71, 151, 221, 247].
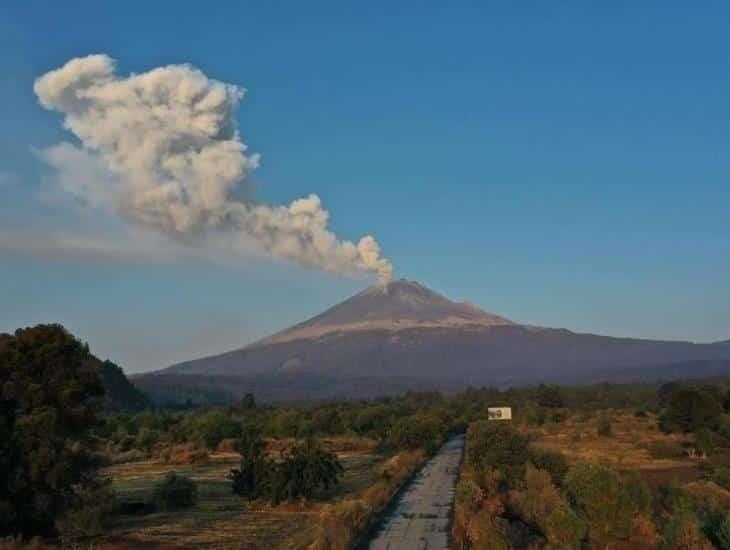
[487, 407, 512, 420]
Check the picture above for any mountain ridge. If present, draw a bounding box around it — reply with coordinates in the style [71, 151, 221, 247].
[251, 279, 514, 347]
[144, 279, 730, 402]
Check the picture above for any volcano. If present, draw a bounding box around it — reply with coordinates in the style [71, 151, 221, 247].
[136, 279, 730, 404]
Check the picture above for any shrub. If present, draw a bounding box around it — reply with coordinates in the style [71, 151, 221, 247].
[388, 414, 446, 453]
[564, 462, 650, 546]
[467, 421, 530, 488]
[597, 415, 612, 437]
[536, 384, 564, 408]
[647, 440, 685, 460]
[529, 448, 569, 487]
[545, 506, 586, 549]
[153, 472, 197, 510]
[136, 427, 159, 453]
[714, 513, 730, 550]
[194, 410, 241, 449]
[512, 465, 563, 532]
[712, 467, 730, 491]
[56, 482, 116, 538]
[695, 427, 714, 456]
[660, 510, 713, 550]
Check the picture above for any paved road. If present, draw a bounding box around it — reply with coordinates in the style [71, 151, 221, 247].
[368, 435, 465, 550]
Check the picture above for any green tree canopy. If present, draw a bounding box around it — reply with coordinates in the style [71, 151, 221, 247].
[662, 389, 722, 433]
[0, 324, 105, 536]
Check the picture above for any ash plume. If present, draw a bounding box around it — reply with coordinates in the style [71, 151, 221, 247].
[34, 54, 393, 283]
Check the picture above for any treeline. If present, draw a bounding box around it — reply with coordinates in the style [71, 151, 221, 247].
[97, 378, 730, 458]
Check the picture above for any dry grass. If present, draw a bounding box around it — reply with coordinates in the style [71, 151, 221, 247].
[310, 449, 425, 550]
[526, 411, 695, 470]
[526, 410, 730, 498]
[98, 442, 390, 549]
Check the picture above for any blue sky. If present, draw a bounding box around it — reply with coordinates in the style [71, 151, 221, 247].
[2, 2, 729, 373]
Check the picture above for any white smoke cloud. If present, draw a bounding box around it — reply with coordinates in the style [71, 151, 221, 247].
[34, 54, 393, 283]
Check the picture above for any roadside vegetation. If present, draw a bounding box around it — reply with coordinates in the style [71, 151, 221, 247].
[453, 383, 730, 549]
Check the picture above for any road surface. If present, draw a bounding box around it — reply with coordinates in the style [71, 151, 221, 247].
[367, 435, 465, 550]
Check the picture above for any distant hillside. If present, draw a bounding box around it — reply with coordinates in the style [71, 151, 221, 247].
[140, 279, 730, 404]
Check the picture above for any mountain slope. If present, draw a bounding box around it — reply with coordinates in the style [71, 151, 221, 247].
[143, 279, 730, 401]
[256, 279, 513, 345]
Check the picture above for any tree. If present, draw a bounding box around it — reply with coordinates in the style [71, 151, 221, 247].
[268, 439, 343, 504]
[229, 422, 267, 499]
[195, 410, 241, 449]
[153, 472, 197, 510]
[230, 433, 343, 504]
[312, 407, 344, 435]
[662, 389, 722, 433]
[597, 414, 613, 437]
[0, 324, 105, 536]
[466, 421, 530, 487]
[536, 384, 564, 408]
[239, 393, 256, 411]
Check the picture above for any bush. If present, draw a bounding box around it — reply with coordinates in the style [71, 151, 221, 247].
[712, 467, 730, 491]
[194, 410, 241, 449]
[512, 465, 563, 532]
[597, 415, 612, 437]
[529, 448, 569, 487]
[467, 421, 530, 488]
[647, 440, 686, 460]
[564, 462, 651, 546]
[714, 513, 730, 550]
[695, 427, 714, 456]
[545, 506, 586, 549]
[661, 510, 713, 550]
[153, 472, 197, 510]
[56, 482, 116, 538]
[536, 384, 564, 408]
[388, 414, 446, 453]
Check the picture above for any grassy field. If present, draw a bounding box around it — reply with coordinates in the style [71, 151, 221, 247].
[98, 440, 387, 549]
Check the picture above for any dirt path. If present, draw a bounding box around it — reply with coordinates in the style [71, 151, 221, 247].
[367, 435, 465, 549]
